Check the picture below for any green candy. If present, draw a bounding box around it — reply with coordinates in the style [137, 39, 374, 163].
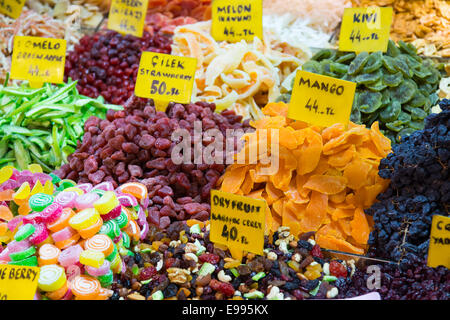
[115, 211, 129, 229]
[99, 220, 121, 239]
[14, 224, 36, 241]
[9, 246, 36, 261]
[92, 189, 106, 197]
[8, 255, 38, 267]
[105, 245, 118, 262]
[59, 179, 76, 190]
[121, 232, 130, 249]
[97, 270, 114, 287]
[28, 193, 54, 212]
[49, 173, 61, 185]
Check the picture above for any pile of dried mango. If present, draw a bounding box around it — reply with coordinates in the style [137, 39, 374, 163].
[219, 102, 391, 254]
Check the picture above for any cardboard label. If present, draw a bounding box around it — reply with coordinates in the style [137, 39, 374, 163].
[210, 190, 266, 255]
[0, 265, 40, 300]
[211, 0, 263, 43]
[10, 36, 67, 88]
[107, 0, 149, 38]
[339, 7, 393, 52]
[288, 70, 356, 127]
[134, 51, 197, 111]
[427, 215, 450, 268]
[0, 0, 26, 19]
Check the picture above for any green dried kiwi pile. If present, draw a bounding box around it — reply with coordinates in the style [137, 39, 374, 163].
[277, 40, 444, 143]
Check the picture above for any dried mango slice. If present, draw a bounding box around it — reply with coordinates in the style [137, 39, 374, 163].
[321, 123, 345, 142]
[285, 177, 309, 204]
[265, 182, 284, 205]
[295, 128, 323, 175]
[350, 208, 370, 245]
[343, 157, 372, 190]
[327, 145, 356, 167]
[279, 127, 298, 149]
[338, 219, 352, 237]
[329, 190, 347, 204]
[317, 222, 345, 240]
[370, 122, 392, 157]
[220, 166, 248, 194]
[282, 205, 303, 238]
[261, 102, 289, 117]
[300, 191, 328, 232]
[304, 175, 347, 195]
[316, 235, 365, 255]
[331, 208, 354, 221]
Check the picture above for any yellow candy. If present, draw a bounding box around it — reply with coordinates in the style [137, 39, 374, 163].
[110, 254, 122, 274]
[69, 208, 100, 230]
[0, 166, 13, 184]
[64, 187, 84, 195]
[43, 180, 54, 195]
[80, 249, 105, 268]
[38, 264, 67, 292]
[28, 164, 43, 173]
[30, 180, 44, 196]
[94, 191, 120, 215]
[13, 182, 31, 200]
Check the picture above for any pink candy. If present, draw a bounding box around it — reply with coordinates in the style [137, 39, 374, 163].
[58, 245, 83, 267]
[41, 203, 63, 223]
[7, 216, 23, 232]
[55, 191, 78, 209]
[85, 260, 110, 277]
[74, 193, 100, 211]
[51, 226, 77, 243]
[101, 205, 122, 222]
[22, 212, 44, 225]
[76, 183, 93, 194]
[66, 264, 82, 282]
[7, 239, 31, 253]
[0, 247, 10, 262]
[117, 194, 138, 207]
[94, 182, 114, 191]
[28, 223, 49, 245]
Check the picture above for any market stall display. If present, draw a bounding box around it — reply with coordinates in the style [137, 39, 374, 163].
[0, 0, 448, 301]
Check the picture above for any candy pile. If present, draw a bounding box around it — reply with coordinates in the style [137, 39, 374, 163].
[366, 99, 450, 265]
[278, 41, 443, 143]
[0, 81, 122, 172]
[55, 97, 251, 228]
[114, 223, 354, 300]
[0, 165, 151, 300]
[218, 102, 391, 254]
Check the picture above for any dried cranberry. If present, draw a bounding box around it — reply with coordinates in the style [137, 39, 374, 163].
[198, 253, 220, 265]
[310, 244, 323, 259]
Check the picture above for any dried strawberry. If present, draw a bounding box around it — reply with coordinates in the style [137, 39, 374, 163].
[310, 244, 323, 259]
[209, 279, 235, 297]
[139, 266, 156, 281]
[329, 261, 347, 278]
[198, 253, 220, 264]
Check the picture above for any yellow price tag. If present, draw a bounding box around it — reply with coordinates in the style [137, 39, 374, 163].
[339, 7, 393, 52]
[210, 190, 266, 256]
[211, 0, 263, 43]
[0, 0, 26, 19]
[107, 0, 149, 38]
[0, 265, 40, 300]
[427, 215, 450, 269]
[134, 51, 197, 111]
[10, 36, 66, 88]
[288, 70, 356, 127]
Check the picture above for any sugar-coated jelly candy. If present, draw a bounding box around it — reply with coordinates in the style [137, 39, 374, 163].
[63, 187, 84, 196]
[46, 280, 68, 300]
[13, 182, 31, 200]
[0, 166, 13, 184]
[94, 191, 119, 215]
[93, 182, 114, 192]
[76, 183, 93, 194]
[30, 180, 44, 196]
[71, 275, 101, 300]
[124, 219, 140, 242]
[51, 226, 77, 243]
[74, 193, 100, 211]
[54, 233, 80, 250]
[100, 205, 122, 222]
[114, 210, 129, 229]
[78, 217, 103, 239]
[99, 219, 121, 239]
[58, 244, 83, 267]
[43, 180, 55, 195]
[80, 249, 105, 268]
[105, 244, 118, 262]
[38, 264, 67, 292]
[38, 244, 61, 266]
[118, 182, 148, 200]
[58, 179, 76, 190]
[14, 223, 35, 241]
[47, 208, 76, 232]
[29, 193, 54, 212]
[9, 245, 36, 261]
[84, 234, 114, 256]
[41, 203, 63, 223]
[55, 191, 77, 208]
[85, 259, 110, 277]
[28, 223, 49, 245]
[97, 269, 114, 287]
[66, 264, 81, 282]
[69, 208, 100, 230]
[8, 255, 38, 266]
[0, 206, 14, 222]
[117, 194, 138, 207]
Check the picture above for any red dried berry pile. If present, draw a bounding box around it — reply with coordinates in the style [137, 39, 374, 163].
[64, 19, 173, 105]
[54, 96, 251, 228]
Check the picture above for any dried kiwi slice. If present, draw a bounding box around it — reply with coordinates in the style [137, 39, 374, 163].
[393, 56, 413, 78]
[382, 56, 397, 73]
[365, 79, 388, 92]
[356, 69, 382, 85]
[390, 80, 416, 104]
[362, 52, 383, 73]
[302, 60, 323, 74]
[425, 69, 440, 84]
[397, 112, 411, 124]
[396, 128, 416, 142]
[311, 49, 335, 61]
[330, 62, 349, 75]
[357, 91, 383, 113]
[386, 40, 401, 57]
[379, 100, 401, 123]
[409, 92, 427, 107]
[386, 120, 404, 132]
[348, 52, 370, 75]
[382, 72, 403, 87]
[398, 40, 417, 57]
[413, 65, 432, 79]
[335, 53, 355, 64]
[408, 120, 425, 131]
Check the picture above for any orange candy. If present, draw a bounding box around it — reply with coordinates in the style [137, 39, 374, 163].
[46, 280, 68, 300]
[124, 219, 140, 242]
[78, 217, 103, 239]
[84, 234, 114, 257]
[47, 208, 76, 233]
[0, 205, 13, 221]
[54, 234, 80, 250]
[38, 244, 61, 266]
[71, 275, 101, 300]
[117, 182, 148, 200]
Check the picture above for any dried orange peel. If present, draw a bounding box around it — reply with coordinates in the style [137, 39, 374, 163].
[218, 102, 391, 254]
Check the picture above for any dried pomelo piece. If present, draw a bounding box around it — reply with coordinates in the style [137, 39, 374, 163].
[304, 175, 347, 195]
[316, 235, 365, 255]
[220, 166, 248, 194]
[343, 157, 372, 190]
[350, 208, 370, 245]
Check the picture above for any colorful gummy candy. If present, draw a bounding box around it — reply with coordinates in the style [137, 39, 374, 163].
[0, 165, 151, 300]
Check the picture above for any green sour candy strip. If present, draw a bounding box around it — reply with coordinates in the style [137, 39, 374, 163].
[97, 270, 114, 287]
[198, 262, 215, 277]
[106, 245, 118, 262]
[244, 290, 264, 299]
[9, 246, 36, 261]
[8, 255, 38, 267]
[115, 211, 129, 229]
[99, 220, 121, 239]
[121, 232, 131, 249]
[14, 224, 36, 241]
